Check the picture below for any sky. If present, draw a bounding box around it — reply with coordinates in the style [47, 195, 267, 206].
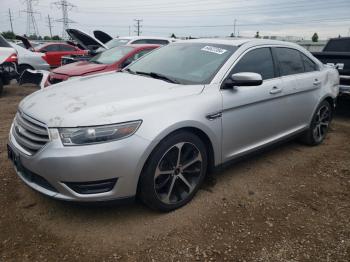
[0, 0, 350, 40]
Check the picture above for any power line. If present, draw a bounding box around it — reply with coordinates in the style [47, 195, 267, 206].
[134, 19, 142, 36]
[46, 14, 53, 38]
[8, 9, 14, 33]
[21, 0, 40, 36]
[53, 0, 76, 39]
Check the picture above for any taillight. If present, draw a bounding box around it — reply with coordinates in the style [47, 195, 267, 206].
[5, 53, 18, 63]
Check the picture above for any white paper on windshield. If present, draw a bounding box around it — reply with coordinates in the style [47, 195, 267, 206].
[201, 46, 227, 55]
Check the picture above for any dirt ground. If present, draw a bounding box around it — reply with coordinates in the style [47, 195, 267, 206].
[0, 84, 349, 262]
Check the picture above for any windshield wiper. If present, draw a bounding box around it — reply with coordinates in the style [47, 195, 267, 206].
[123, 68, 136, 74]
[135, 71, 179, 84]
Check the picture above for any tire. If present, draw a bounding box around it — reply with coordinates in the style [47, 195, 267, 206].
[18, 64, 34, 78]
[139, 131, 208, 212]
[300, 100, 332, 146]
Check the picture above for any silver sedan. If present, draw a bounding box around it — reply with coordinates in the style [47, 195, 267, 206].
[8, 39, 339, 211]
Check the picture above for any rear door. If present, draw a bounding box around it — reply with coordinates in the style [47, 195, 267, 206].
[273, 47, 320, 127]
[221, 47, 288, 161]
[41, 44, 61, 67]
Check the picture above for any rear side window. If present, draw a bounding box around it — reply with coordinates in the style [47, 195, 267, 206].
[301, 54, 317, 72]
[44, 44, 60, 52]
[230, 47, 275, 80]
[275, 48, 304, 76]
[132, 39, 169, 45]
[60, 45, 75, 51]
[324, 38, 350, 52]
[132, 49, 153, 60]
[0, 35, 11, 48]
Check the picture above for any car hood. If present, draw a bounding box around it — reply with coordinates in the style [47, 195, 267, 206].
[19, 72, 204, 127]
[52, 61, 108, 76]
[66, 28, 107, 51]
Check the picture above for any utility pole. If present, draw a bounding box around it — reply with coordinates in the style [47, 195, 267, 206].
[134, 19, 142, 36]
[21, 0, 40, 36]
[47, 14, 53, 38]
[8, 9, 14, 33]
[233, 19, 237, 37]
[53, 0, 76, 39]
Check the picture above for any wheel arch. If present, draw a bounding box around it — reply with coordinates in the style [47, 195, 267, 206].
[136, 123, 218, 195]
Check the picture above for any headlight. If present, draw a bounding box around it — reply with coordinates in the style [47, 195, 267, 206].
[58, 121, 142, 146]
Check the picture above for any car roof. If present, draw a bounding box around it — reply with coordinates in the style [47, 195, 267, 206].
[117, 36, 174, 41]
[127, 44, 161, 49]
[177, 38, 302, 49]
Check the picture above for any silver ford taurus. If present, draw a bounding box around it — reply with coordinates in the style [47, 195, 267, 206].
[8, 39, 339, 211]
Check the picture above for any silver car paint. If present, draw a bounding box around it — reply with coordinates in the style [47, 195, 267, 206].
[9, 39, 339, 201]
[10, 43, 50, 71]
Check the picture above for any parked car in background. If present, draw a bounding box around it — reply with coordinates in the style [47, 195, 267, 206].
[16, 35, 88, 68]
[0, 35, 18, 95]
[10, 43, 50, 76]
[62, 29, 175, 65]
[46, 44, 159, 86]
[313, 37, 350, 95]
[8, 39, 339, 211]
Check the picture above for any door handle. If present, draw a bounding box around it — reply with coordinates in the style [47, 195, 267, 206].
[270, 86, 282, 94]
[313, 80, 321, 86]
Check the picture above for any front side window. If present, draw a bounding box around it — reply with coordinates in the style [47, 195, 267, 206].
[128, 43, 237, 85]
[230, 47, 275, 80]
[301, 54, 317, 72]
[90, 46, 134, 64]
[275, 47, 304, 76]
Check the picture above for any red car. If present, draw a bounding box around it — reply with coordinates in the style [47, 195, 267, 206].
[34, 42, 87, 68]
[46, 44, 159, 86]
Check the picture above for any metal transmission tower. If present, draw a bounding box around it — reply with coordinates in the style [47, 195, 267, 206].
[134, 19, 142, 36]
[21, 0, 40, 36]
[8, 9, 14, 33]
[53, 0, 76, 39]
[46, 14, 54, 38]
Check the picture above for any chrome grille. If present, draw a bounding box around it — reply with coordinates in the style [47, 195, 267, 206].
[12, 112, 49, 155]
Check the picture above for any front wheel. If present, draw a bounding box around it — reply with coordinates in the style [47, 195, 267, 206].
[300, 100, 332, 146]
[139, 131, 208, 212]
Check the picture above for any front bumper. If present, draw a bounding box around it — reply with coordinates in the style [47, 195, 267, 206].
[8, 125, 151, 202]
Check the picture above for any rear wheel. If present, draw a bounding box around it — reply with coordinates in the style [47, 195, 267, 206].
[300, 100, 332, 146]
[18, 64, 34, 78]
[139, 131, 208, 212]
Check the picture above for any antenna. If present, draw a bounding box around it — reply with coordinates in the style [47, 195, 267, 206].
[21, 0, 40, 36]
[134, 19, 143, 36]
[52, 0, 76, 39]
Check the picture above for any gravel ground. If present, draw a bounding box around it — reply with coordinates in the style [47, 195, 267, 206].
[0, 85, 349, 261]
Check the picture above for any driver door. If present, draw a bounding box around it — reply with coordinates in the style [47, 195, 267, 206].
[221, 47, 288, 162]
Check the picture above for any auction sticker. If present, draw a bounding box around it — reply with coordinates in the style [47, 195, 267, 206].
[201, 46, 227, 54]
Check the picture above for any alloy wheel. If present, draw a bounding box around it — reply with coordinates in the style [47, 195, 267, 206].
[154, 142, 203, 204]
[313, 105, 331, 142]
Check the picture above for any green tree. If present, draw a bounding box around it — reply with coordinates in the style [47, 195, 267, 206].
[230, 33, 234, 37]
[51, 35, 61, 40]
[1, 31, 16, 39]
[312, 33, 319, 42]
[170, 33, 176, 38]
[43, 36, 51, 40]
[255, 31, 260, 38]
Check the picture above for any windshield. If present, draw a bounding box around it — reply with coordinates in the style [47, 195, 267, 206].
[127, 43, 237, 84]
[90, 46, 134, 64]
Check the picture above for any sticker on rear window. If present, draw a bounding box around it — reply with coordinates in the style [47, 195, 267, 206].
[201, 46, 227, 54]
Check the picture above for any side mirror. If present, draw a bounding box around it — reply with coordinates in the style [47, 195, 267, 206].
[223, 72, 263, 89]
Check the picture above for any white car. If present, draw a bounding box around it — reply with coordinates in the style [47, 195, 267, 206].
[0, 35, 18, 95]
[10, 43, 50, 75]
